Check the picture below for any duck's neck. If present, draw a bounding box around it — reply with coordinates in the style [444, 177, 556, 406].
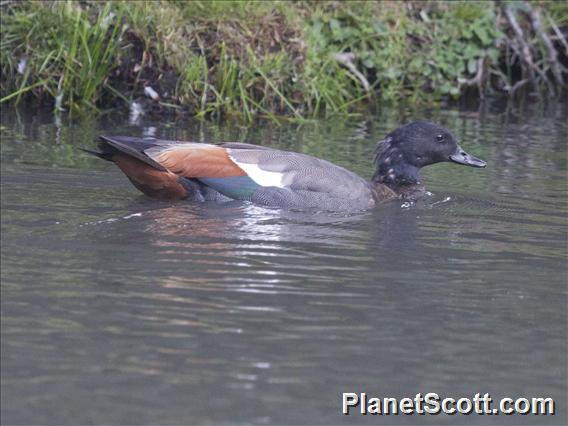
[371, 144, 421, 191]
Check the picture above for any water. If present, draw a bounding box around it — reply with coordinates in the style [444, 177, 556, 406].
[1, 103, 566, 425]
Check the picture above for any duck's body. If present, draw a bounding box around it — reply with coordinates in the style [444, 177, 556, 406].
[86, 121, 485, 210]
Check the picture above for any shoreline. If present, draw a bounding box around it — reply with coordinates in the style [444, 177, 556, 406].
[1, 1, 566, 122]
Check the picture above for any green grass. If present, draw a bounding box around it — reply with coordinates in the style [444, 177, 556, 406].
[0, 1, 126, 111]
[1, 0, 566, 122]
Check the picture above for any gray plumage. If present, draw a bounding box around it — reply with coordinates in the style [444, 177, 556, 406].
[227, 147, 375, 209]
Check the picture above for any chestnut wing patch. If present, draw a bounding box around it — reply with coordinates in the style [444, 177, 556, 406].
[146, 143, 264, 199]
[147, 143, 247, 178]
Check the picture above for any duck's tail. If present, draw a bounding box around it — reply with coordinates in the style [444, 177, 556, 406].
[80, 147, 113, 161]
[83, 136, 190, 200]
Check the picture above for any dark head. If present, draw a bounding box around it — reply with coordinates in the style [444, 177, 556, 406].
[372, 121, 486, 187]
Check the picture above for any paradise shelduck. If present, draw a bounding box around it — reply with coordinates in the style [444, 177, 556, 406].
[85, 121, 486, 210]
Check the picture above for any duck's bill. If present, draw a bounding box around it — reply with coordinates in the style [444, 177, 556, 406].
[449, 147, 486, 168]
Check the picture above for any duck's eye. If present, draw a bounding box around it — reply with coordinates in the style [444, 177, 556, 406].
[436, 134, 445, 142]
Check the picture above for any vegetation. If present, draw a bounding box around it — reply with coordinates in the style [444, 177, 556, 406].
[1, 1, 566, 122]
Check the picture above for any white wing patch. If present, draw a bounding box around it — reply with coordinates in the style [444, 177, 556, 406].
[229, 156, 285, 188]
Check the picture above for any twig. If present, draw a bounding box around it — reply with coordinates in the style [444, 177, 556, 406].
[510, 78, 529, 96]
[335, 52, 371, 93]
[503, 5, 554, 95]
[504, 6, 535, 78]
[546, 14, 568, 56]
[460, 57, 486, 98]
[528, 8, 564, 87]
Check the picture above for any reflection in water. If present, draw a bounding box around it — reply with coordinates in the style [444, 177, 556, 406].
[1, 103, 566, 425]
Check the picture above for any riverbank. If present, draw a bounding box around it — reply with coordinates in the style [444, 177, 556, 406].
[1, 1, 566, 121]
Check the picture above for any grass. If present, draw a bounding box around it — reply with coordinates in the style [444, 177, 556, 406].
[1, 2, 126, 111]
[1, 1, 566, 122]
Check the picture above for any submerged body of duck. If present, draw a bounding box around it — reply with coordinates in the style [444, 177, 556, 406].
[85, 121, 486, 210]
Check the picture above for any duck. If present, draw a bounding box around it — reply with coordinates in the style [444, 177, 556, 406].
[85, 121, 486, 210]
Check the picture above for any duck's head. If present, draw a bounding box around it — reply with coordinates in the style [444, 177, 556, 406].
[373, 121, 486, 186]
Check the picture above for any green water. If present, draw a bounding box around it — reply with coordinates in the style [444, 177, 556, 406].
[1, 103, 567, 425]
